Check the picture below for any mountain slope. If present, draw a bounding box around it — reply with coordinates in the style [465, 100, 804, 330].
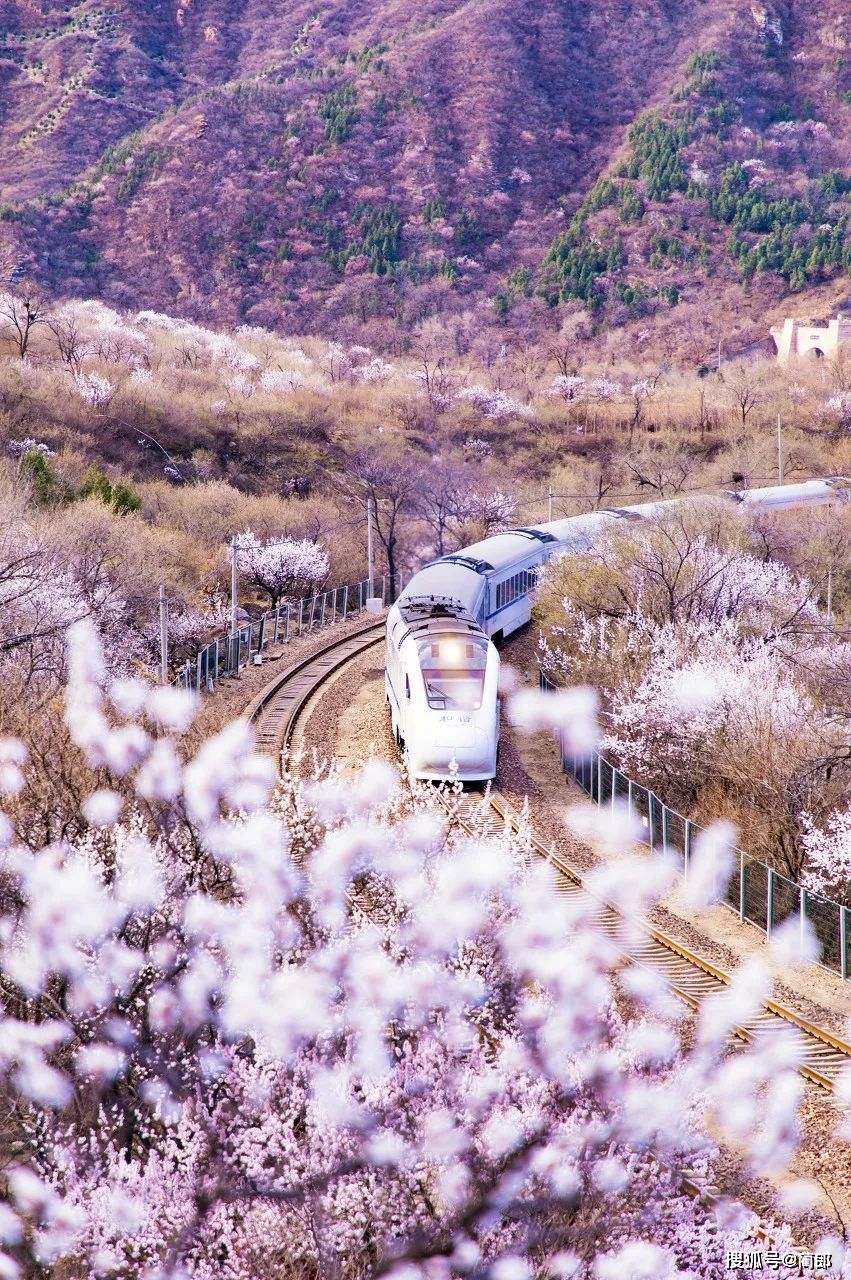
[0, 0, 850, 356]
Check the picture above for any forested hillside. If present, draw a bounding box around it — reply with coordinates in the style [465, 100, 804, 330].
[1, 0, 851, 357]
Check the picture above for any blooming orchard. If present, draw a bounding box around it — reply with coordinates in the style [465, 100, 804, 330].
[0, 620, 836, 1278]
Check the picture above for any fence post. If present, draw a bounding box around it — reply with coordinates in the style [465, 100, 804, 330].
[320, 593, 327, 627]
[800, 887, 807, 958]
[214, 639, 219, 683]
[273, 608, 280, 644]
[627, 778, 633, 822]
[596, 752, 602, 806]
[342, 584, 348, 617]
[739, 850, 746, 921]
[285, 603, 291, 642]
[842, 907, 849, 981]
[767, 869, 775, 937]
[195, 652, 202, 693]
[359, 581, 363, 612]
[298, 598, 304, 635]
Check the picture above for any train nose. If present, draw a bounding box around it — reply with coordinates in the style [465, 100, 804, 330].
[410, 727, 492, 776]
[436, 722, 476, 748]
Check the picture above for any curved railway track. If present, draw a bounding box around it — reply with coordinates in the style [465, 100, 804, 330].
[243, 618, 385, 759]
[244, 622, 851, 1092]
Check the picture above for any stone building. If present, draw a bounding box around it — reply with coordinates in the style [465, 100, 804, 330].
[771, 314, 851, 361]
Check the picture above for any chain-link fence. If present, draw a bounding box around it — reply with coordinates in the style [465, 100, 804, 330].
[540, 672, 851, 979]
[171, 575, 388, 693]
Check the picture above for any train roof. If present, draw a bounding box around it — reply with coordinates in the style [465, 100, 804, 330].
[392, 601, 486, 648]
[531, 510, 620, 551]
[437, 529, 560, 573]
[397, 561, 485, 614]
[730, 478, 851, 507]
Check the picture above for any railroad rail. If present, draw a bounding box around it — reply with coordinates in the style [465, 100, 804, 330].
[244, 621, 851, 1092]
[243, 618, 385, 758]
[441, 790, 851, 1091]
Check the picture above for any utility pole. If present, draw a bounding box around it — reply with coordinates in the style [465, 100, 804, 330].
[548, 484, 553, 522]
[159, 585, 168, 684]
[367, 497, 374, 597]
[827, 569, 834, 625]
[777, 413, 784, 485]
[231, 533, 239, 672]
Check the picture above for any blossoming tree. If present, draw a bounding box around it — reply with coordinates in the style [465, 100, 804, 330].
[0, 622, 836, 1278]
[235, 531, 330, 610]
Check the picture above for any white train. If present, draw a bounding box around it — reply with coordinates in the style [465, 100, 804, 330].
[386, 478, 851, 782]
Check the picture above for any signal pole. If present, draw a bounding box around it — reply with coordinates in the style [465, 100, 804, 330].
[828, 569, 834, 625]
[159, 585, 168, 684]
[231, 533, 239, 672]
[367, 497, 374, 596]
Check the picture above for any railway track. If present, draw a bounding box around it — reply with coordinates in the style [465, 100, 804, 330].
[244, 621, 851, 1092]
[441, 790, 851, 1090]
[243, 618, 386, 759]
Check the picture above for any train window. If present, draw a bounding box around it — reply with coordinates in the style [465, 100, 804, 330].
[405, 673, 410, 700]
[417, 636, 488, 710]
[494, 569, 539, 612]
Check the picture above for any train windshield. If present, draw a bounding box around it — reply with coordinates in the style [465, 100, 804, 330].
[417, 636, 488, 710]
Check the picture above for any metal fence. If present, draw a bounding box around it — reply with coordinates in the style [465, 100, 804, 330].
[540, 672, 851, 979]
[171, 575, 388, 694]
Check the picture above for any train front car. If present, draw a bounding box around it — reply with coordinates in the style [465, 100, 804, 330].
[386, 588, 500, 783]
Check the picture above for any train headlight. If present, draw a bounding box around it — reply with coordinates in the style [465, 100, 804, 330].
[442, 640, 463, 663]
